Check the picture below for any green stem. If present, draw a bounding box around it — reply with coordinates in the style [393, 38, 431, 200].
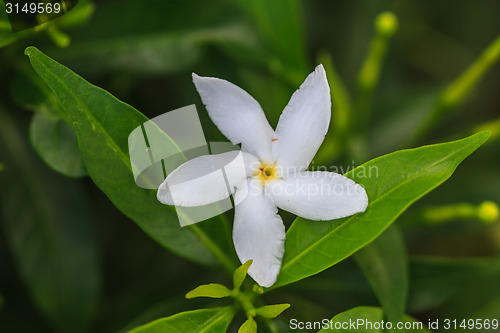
[355, 12, 398, 133]
[234, 290, 256, 319]
[407, 34, 500, 145]
[188, 224, 237, 274]
[422, 203, 477, 224]
[46, 25, 71, 48]
[404, 201, 499, 225]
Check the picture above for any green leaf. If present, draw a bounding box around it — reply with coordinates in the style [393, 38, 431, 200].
[353, 225, 408, 324]
[318, 306, 431, 332]
[0, 107, 100, 333]
[25, 46, 236, 269]
[128, 307, 236, 333]
[30, 112, 87, 177]
[238, 317, 257, 333]
[186, 284, 232, 299]
[274, 131, 490, 288]
[255, 303, 290, 319]
[233, 260, 253, 290]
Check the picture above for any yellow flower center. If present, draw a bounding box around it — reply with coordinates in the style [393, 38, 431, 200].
[255, 163, 279, 184]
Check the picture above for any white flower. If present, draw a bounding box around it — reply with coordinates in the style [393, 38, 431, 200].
[157, 65, 368, 287]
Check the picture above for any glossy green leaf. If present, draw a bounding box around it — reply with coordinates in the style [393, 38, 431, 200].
[318, 306, 431, 332]
[353, 225, 408, 324]
[255, 303, 290, 319]
[25, 46, 236, 268]
[186, 284, 232, 299]
[233, 260, 253, 290]
[274, 131, 490, 288]
[238, 317, 257, 333]
[0, 107, 100, 333]
[128, 307, 236, 333]
[30, 112, 86, 177]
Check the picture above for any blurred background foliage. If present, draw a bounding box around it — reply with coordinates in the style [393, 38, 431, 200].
[0, 0, 499, 332]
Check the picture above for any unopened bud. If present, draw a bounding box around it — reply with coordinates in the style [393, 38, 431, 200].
[478, 201, 499, 224]
[375, 12, 398, 37]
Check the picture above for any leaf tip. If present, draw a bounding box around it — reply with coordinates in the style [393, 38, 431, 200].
[480, 129, 492, 139]
[255, 303, 291, 318]
[185, 283, 232, 299]
[472, 129, 492, 147]
[233, 259, 253, 290]
[24, 46, 38, 57]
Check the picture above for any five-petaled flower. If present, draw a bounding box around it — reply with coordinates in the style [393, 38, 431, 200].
[157, 65, 368, 287]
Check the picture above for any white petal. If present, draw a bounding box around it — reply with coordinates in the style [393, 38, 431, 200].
[272, 65, 331, 172]
[157, 151, 258, 207]
[266, 171, 368, 220]
[193, 74, 274, 162]
[233, 180, 285, 287]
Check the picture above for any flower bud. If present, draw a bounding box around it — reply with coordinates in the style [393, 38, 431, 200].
[478, 201, 499, 224]
[375, 12, 398, 37]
